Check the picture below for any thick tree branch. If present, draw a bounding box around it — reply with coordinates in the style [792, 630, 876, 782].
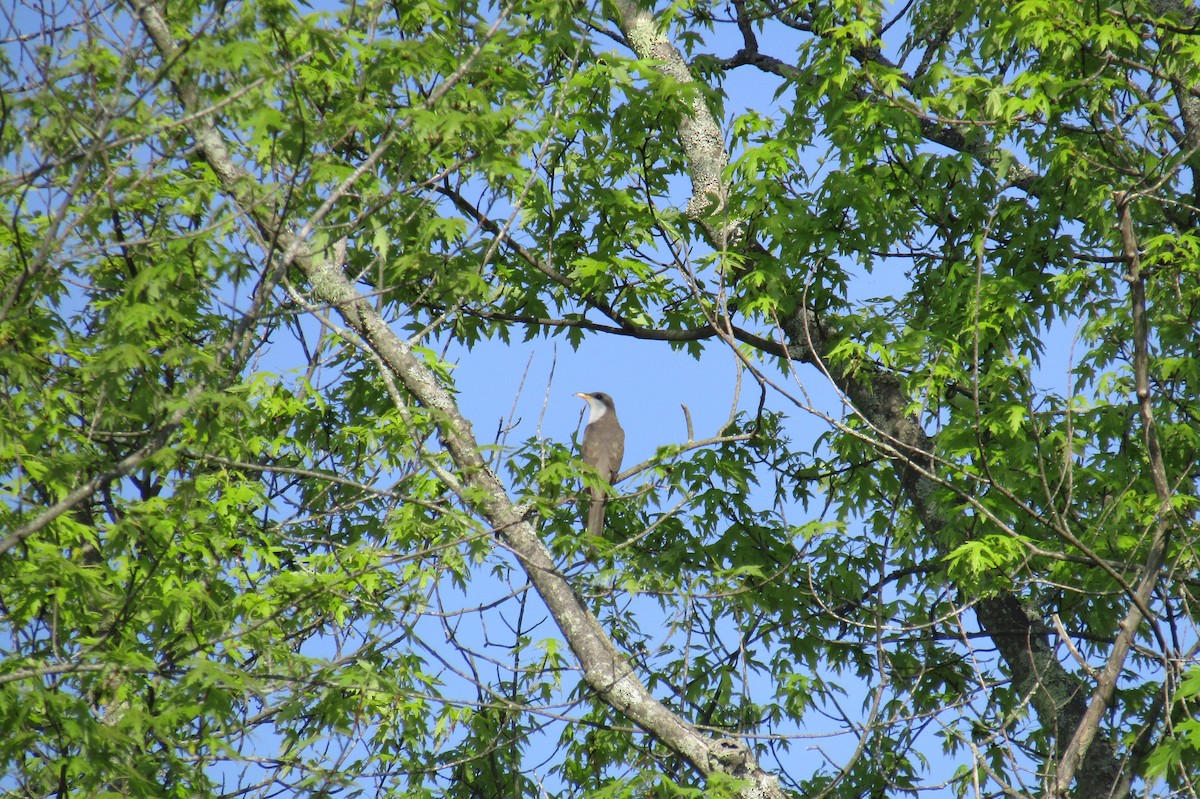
[126, 2, 786, 795]
[610, 0, 736, 245]
[611, 3, 1128, 796]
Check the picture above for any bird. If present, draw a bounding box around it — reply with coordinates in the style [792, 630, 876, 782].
[575, 391, 625, 538]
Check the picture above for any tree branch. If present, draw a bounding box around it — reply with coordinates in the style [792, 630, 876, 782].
[127, 2, 787, 794]
[1049, 195, 1178, 797]
[611, 3, 1130, 795]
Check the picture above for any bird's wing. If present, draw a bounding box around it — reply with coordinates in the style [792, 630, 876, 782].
[609, 430, 624, 483]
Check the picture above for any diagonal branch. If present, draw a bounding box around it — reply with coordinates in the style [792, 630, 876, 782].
[1049, 195, 1178, 797]
[126, 1, 787, 795]
[608, 3, 1131, 796]
[437, 183, 812, 358]
[721, 19, 1040, 194]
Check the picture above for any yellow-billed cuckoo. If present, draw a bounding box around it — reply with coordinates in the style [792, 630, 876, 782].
[575, 391, 625, 537]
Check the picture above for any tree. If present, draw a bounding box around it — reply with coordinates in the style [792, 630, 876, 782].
[2, 0, 1198, 797]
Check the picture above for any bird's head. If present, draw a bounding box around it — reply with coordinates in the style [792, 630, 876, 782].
[574, 391, 616, 422]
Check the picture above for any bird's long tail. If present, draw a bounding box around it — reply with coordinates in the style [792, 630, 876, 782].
[585, 488, 607, 538]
